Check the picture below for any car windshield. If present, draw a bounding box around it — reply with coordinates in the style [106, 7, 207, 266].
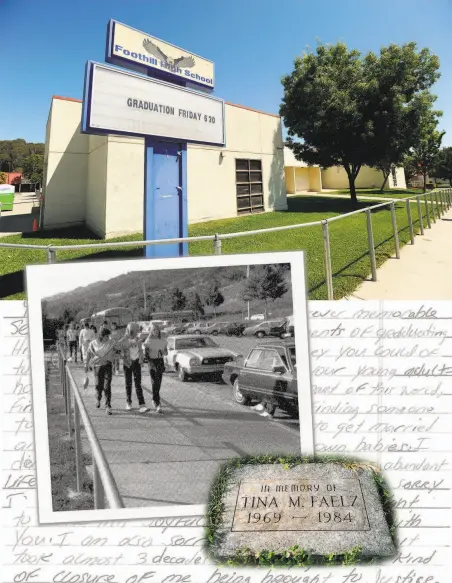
[175, 337, 218, 349]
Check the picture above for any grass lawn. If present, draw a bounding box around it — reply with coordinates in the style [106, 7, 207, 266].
[45, 355, 94, 511]
[0, 195, 436, 300]
[325, 187, 425, 199]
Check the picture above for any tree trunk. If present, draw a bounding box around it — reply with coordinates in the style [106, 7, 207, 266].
[379, 172, 389, 193]
[346, 171, 358, 205]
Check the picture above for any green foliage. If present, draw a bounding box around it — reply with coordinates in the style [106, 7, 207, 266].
[204, 280, 225, 315]
[170, 287, 187, 312]
[408, 126, 444, 191]
[435, 147, 452, 185]
[22, 153, 44, 185]
[0, 195, 434, 301]
[242, 264, 288, 313]
[281, 41, 441, 201]
[186, 291, 205, 318]
[0, 139, 44, 173]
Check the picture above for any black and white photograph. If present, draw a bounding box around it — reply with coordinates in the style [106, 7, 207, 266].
[26, 252, 314, 523]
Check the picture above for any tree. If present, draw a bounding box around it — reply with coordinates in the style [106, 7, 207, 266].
[280, 42, 441, 202]
[435, 147, 452, 186]
[170, 288, 186, 312]
[187, 291, 205, 319]
[242, 265, 288, 318]
[409, 124, 444, 191]
[22, 153, 44, 186]
[204, 281, 224, 317]
[363, 43, 441, 191]
[0, 139, 45, 173]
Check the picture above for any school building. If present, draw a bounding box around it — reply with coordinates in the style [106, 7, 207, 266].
[284, 147, 407, 193]
[42, 95, 287, 238]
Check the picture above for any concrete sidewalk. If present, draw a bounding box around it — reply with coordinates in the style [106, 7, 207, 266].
[67, 364, 301, 508]
[0, 192, 40, 236]
[350, 210, 452, 300]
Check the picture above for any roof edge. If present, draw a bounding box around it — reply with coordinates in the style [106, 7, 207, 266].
[52, 95, 83, 103]
[226, 101, 280, 118]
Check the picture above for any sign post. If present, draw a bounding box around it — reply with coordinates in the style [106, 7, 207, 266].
[81, 22, 222, 258]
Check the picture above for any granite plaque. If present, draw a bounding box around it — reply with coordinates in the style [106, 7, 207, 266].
[232, 478, 370, 532]
[209, 463, 396, 559]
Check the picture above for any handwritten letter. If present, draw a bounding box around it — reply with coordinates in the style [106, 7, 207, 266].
[1, 300, 451, 583]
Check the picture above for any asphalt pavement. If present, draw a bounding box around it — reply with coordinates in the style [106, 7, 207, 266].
[64, 335, 301, 508]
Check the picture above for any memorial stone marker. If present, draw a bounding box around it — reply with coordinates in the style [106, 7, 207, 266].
[209, 463, 396, 560]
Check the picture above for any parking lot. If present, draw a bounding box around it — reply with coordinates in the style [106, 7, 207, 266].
[62, 332, 301, 508]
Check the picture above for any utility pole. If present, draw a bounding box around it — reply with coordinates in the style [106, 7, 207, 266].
[246, 265, 250, 320]
[143, 277, 147, 311]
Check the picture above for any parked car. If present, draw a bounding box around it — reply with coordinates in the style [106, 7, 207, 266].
[280, 315, 295, 338]
[223, 338, 298, 416]
[224, 321, 246, 337]
[165, 334, 238, 381]
[185, 322, 210, 335]
[162, 323, 188, 335]
[245, 314, 265, 322]
[205, 321, 229, 336]
[242, 319, 285, 338]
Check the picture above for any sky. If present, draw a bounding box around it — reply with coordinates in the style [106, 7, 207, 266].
[1, 0, 451, 145]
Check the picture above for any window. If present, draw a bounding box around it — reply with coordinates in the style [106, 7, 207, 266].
[235, 159, 264, 214]
[245, 349, 264, 368]
[258, 349, 286, 372]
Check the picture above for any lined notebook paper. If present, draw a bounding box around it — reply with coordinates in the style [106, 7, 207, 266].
[1, 300, 450, 583]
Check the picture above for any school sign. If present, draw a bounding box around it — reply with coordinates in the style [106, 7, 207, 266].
[106, 20, 215, 90]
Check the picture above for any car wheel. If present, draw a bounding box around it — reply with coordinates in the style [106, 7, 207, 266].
[211, 330, 218, 336]
[233, 378, 250, 405]
[256, 331, 265, 338]
[194, 330, 201, 334]
[178, 366, 189, 382]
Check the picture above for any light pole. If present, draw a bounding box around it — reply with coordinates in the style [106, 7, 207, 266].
[142, 277, 147, 311]
[246, 265, 250, 320]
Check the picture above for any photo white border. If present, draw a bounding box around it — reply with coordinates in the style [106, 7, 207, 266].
[26, 251, 314, 524]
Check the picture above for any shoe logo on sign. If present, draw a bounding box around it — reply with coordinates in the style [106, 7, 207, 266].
[142, 38, 196, 69]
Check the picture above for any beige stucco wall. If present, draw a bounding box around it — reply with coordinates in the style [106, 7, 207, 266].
[284, 167, 295, 194]
[105, 135, 145, 237]
[187, 103, 286, 223]
[321, 165, 406, 190]
[295, 168, 310, 191]
[388, 166, 407, 189]
[309, 166, 322, 191]
[86, 135, 108, 237]
[43, 98, 286, 236]
[43, 99, 89, 229]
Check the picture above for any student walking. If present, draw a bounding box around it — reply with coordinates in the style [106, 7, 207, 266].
[144, 323, 166, 414]
[84, 328, 117, 415]
[110, 322, 121, 375]
[66, 323, 78, 363]
[121, 322, 149, 413]
[79, 322, 95, 364]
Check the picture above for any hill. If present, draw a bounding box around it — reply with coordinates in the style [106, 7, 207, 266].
[42, 264, 294, 323]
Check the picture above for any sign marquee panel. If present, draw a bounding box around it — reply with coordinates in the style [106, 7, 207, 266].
[106, 20, 215, 90]
[81, 62, 225, 146]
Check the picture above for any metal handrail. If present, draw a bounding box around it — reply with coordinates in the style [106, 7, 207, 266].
[58, 346, 124, 509]
[2, 188, 451, 300]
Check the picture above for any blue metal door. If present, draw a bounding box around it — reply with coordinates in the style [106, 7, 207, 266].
[144, 140, 188, 258]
